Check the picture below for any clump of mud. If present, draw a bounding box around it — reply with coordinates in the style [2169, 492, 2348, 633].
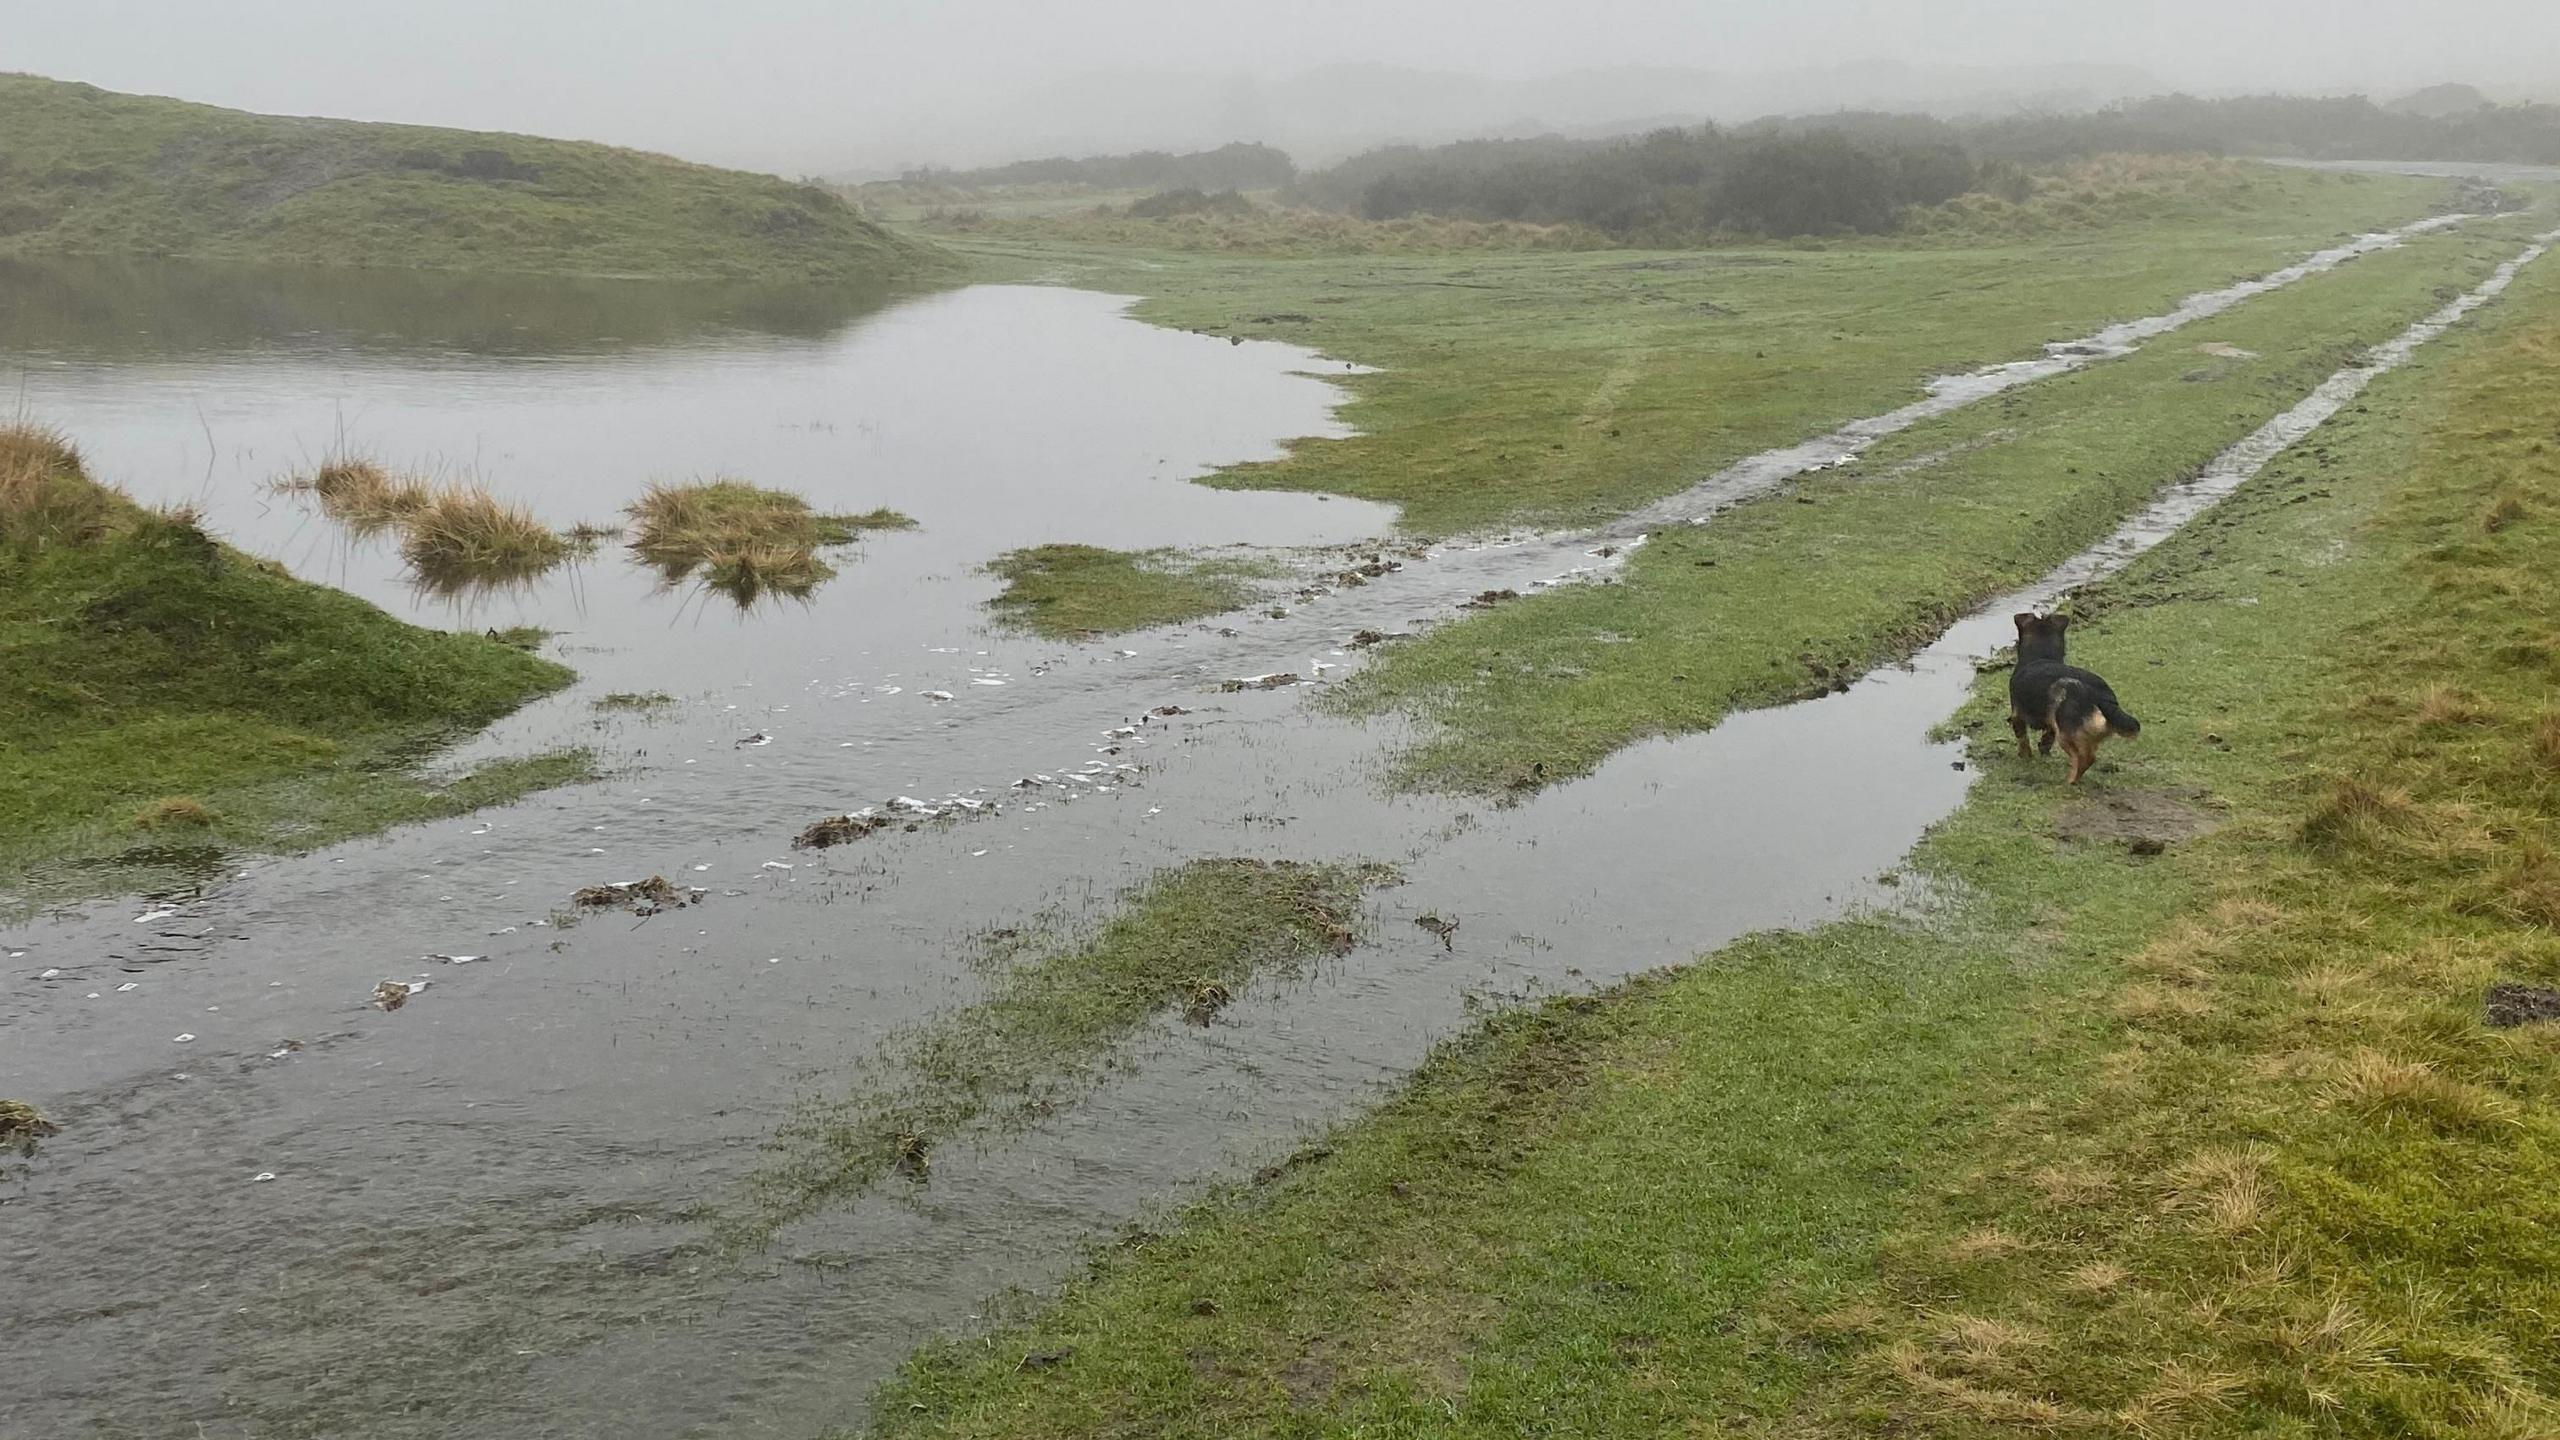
[1220, 673, 1304, 693]
[570, 875, 704, 915]
[1414, 913, 1460, 951]
[793, 814, 892, 850]
[2054, 787, 2221, 852]
[1180, 979, 1234, 1026]
[2, 1098, 61, 1158]
[2486, 982, 2560, 1029]
[371, 979, 422, 1012]
[1461, 589, 1519, 609]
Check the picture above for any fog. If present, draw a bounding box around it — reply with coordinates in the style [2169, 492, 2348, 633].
[8, 1, 2558, 175]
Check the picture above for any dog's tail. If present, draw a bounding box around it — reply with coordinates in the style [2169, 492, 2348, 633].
[2096, 692, 2142, 739]
[2051, 678, 2142, 740]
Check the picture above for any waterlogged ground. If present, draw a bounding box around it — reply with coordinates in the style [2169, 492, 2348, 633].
[4, 203, 2555, 1439]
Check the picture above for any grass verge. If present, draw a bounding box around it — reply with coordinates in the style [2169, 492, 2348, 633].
[984, 543, 1284, 638]
[1339, 215, 2547, 796]
[857, 207, 2560, 1437]
[728, 858, 1396, 1247]
[0, 423, 587, 908]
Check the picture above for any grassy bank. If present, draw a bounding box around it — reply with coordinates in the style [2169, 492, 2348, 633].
[732, 858, 1397, 1246]
[0, 74, 940, 283]
[985, 544, 1283, 638]
[0, 425, 585, 905]
[857, 196, 2560, 1438]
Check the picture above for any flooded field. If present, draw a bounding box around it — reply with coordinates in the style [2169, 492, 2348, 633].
[3, 221, 2551, 1439]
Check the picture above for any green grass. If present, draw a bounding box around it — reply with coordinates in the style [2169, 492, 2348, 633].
[985, 543, 1283, 638]
[956, 163, 2450, 538]
[728, 858, 1396, 1247]
[1336, 215, 2549, 796]
[0, 73, 942, 283]
[0, 423, 587, 906]
[857, 195, 2560, 1440]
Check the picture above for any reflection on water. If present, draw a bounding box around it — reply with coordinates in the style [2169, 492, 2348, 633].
[0, 255, 908, 360]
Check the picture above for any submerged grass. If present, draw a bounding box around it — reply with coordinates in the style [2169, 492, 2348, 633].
[858, 242, 2560, 1436]
[0, 422, 584, 906]
[729, 858, 1397, 1247]
[984, 543, 1282, 638]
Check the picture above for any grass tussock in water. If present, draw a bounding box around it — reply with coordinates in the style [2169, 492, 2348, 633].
[864, 258, 2560, 1438]
[279, 455, 435, 538]
[0, 420, 580, 905]
[398, 484, 569, 593]
[730, 858, 1397, 1247]
[985, 543, 1279, 639]
[626, 478, 911, 606]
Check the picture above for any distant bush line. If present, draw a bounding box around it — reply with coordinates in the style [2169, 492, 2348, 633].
[1283, 93, 2560, 240]
[899, 141, 1294, 193]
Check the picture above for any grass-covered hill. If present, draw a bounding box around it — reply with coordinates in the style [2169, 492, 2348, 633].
[0, 74, 939, 282]
[0, 423, 582, 900]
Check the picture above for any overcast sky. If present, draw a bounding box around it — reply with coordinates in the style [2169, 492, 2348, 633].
[8, 2, 2556, 172]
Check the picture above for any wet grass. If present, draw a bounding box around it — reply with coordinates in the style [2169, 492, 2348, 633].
[1336, 215, 2548, 795]
[859, 199, 2560, 1440]
[985, 543, 1284, 638]
[958, 163, 2451, 538]
[628, 478, 912, 606]
[729, 858, 1397, 1247]
[0, 422, 584, 907]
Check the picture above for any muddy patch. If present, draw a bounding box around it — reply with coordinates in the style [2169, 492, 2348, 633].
[2053, 786, 2221, 852]
[569, 875, 707, 915]
[2486, 982, 2560, 1029]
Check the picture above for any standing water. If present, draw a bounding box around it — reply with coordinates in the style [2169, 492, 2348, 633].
[2, 227, 2547, 1439]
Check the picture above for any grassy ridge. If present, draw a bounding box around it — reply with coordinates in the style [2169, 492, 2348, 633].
[860, 194, 2560, 1440]
[957, 162, 2447, 537]
[0, 74, 937, 282]
[0, 425, 583, 903]
[1339, 216, 2546, 795]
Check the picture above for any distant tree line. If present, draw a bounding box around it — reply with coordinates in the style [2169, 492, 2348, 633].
[1963, 93, 2560, 165]
[1286, 126, 1976, 240]
[1278, 92, 2560, 240]
[899, 141, 1295, 192]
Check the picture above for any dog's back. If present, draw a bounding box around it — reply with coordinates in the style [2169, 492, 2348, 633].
[2008, 612, 2141, 782]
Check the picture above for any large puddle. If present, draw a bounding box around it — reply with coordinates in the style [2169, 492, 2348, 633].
[3, 223, 2549, 1439]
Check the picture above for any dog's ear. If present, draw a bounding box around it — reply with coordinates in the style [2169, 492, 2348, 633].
[2051, 614, 2072, 632]
[2013, 612, 2038, 634]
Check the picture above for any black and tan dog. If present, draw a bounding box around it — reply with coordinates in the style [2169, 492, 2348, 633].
[2008, 612, 2141, 783]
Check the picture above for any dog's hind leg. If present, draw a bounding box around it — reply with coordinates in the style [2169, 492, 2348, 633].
[2037, 723, 2058, 756]
[2063, 730, 2096, 784]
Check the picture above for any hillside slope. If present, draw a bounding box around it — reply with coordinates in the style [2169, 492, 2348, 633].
[0, 423, 583, 902]
[0, 74, 937, 282]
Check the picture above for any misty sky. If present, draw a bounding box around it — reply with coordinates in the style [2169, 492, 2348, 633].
[9, 2, 2557, 173]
